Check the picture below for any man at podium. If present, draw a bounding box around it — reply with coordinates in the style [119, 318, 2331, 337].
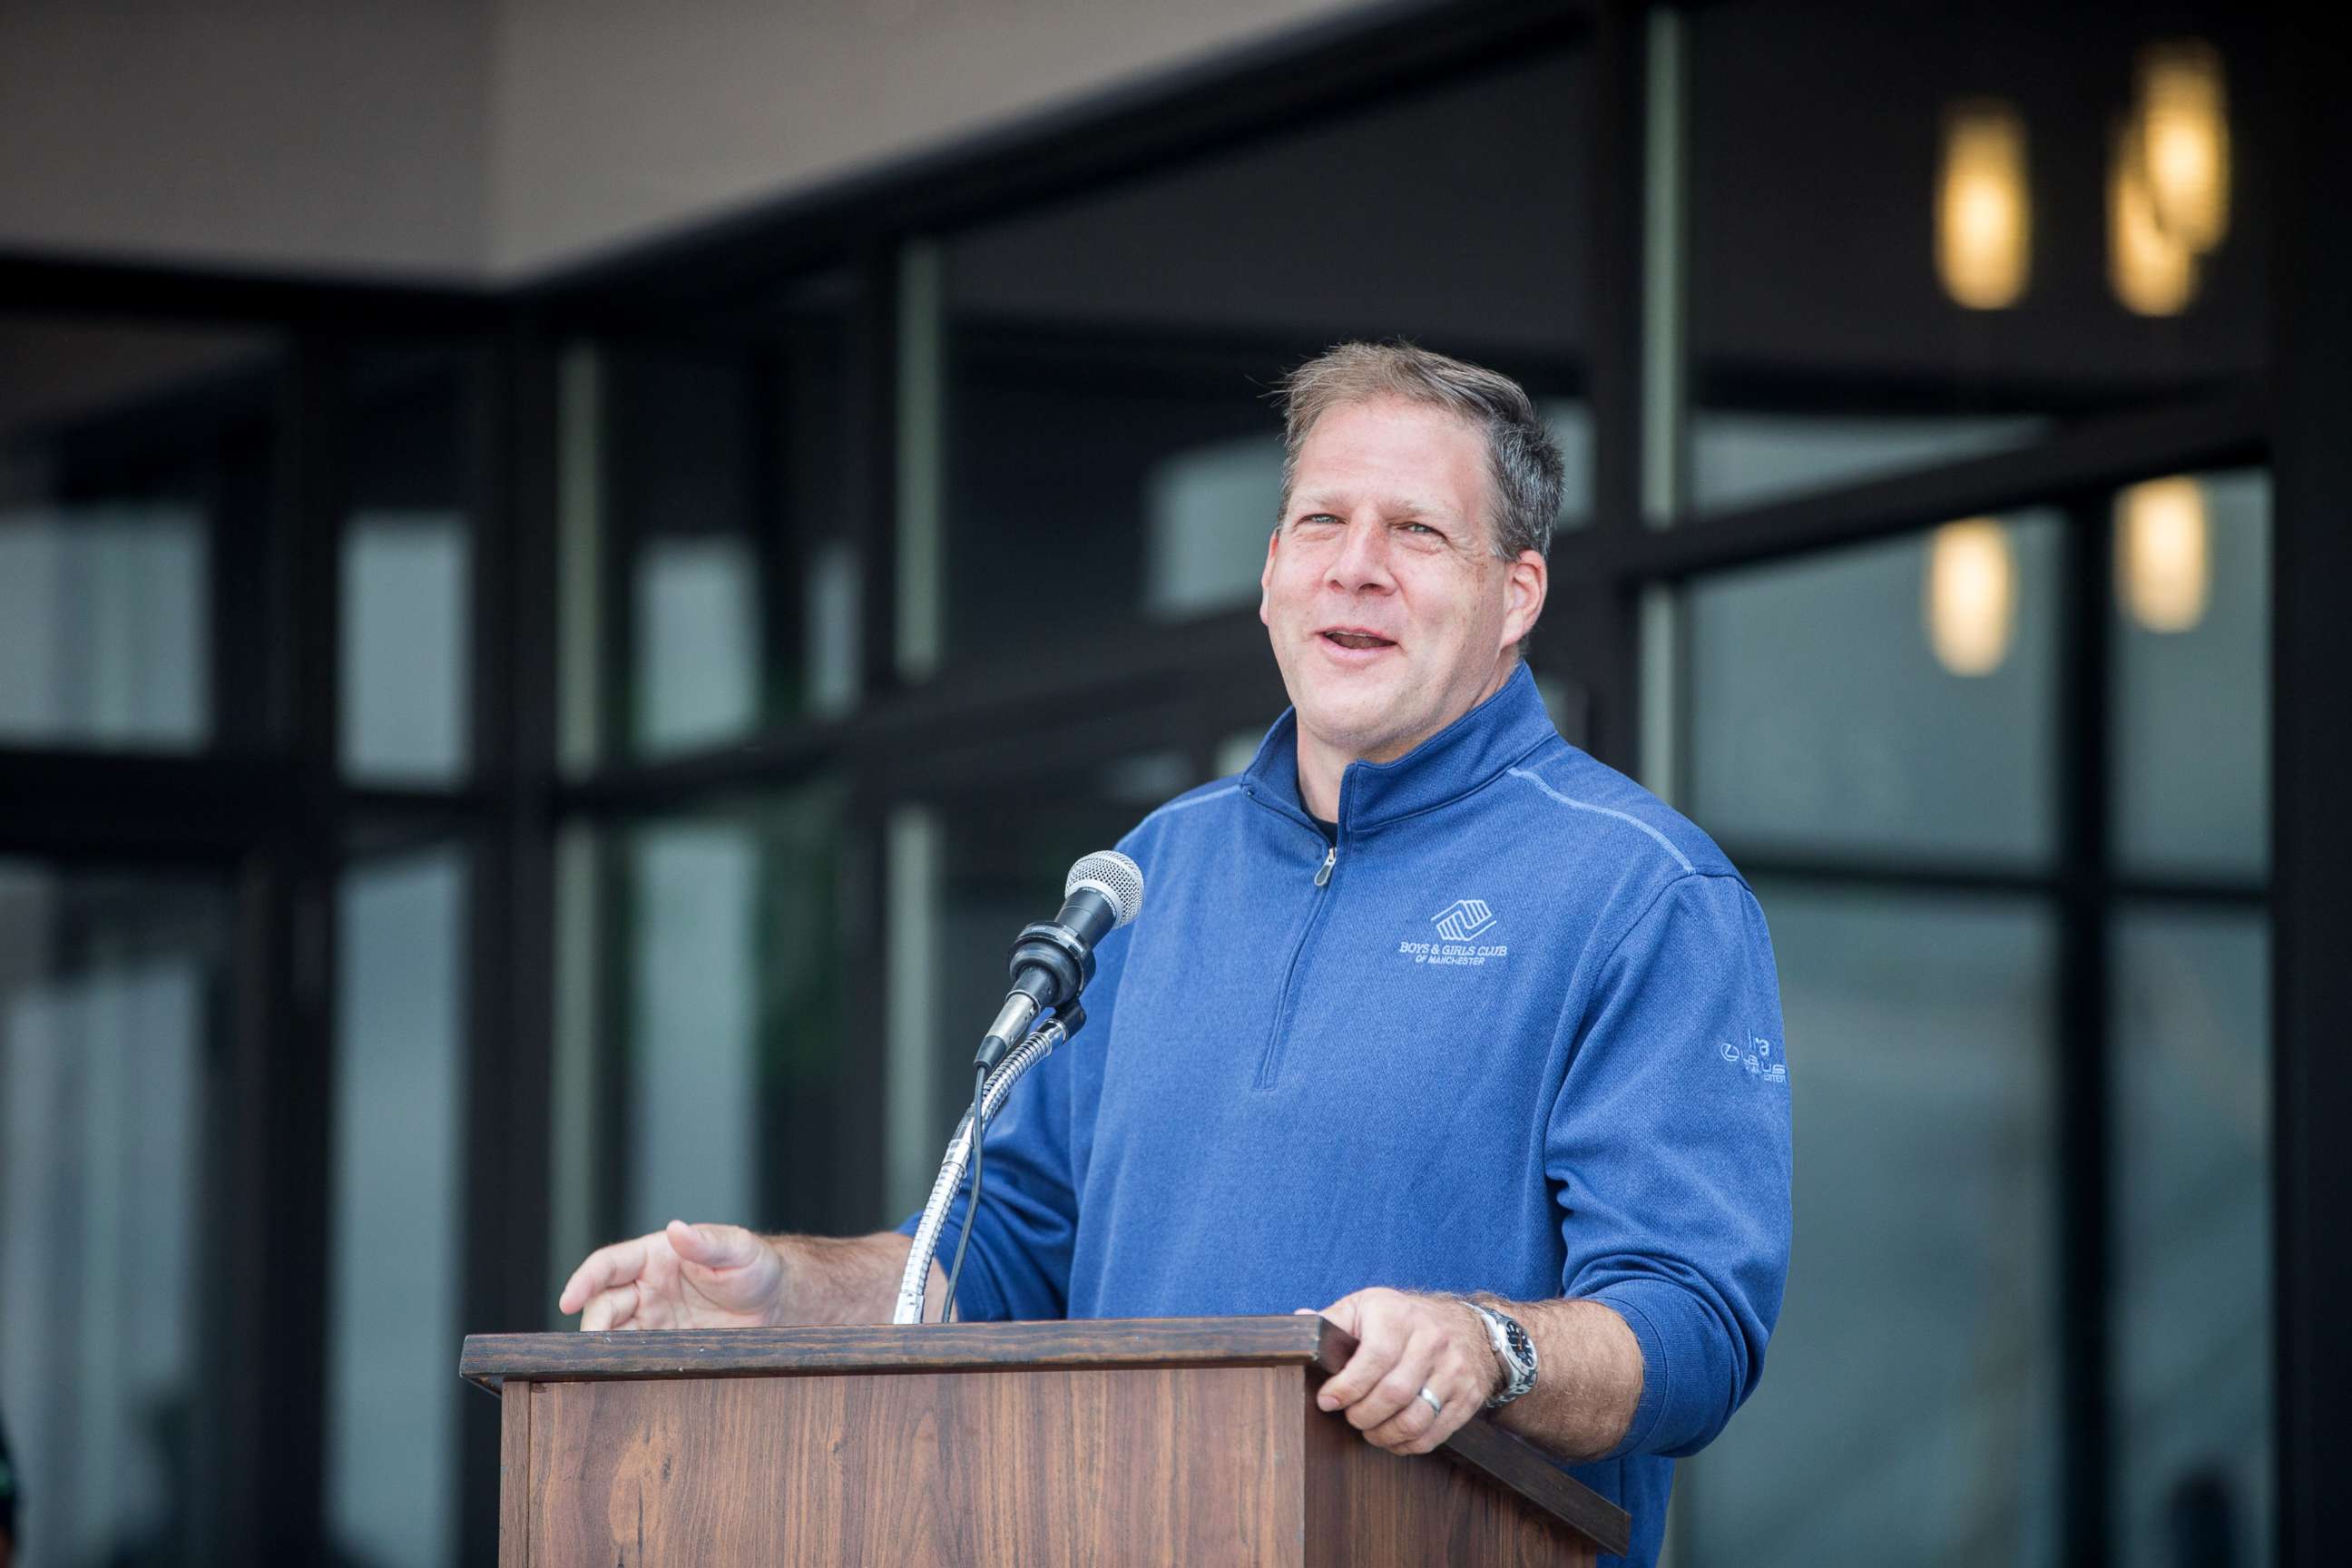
[562, 342, 1792, 1568]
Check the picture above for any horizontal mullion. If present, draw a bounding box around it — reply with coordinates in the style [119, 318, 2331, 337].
[0, 747, 502, 858]
[0, 250, 500, 332]
[555, 607, 1279, 817]
[1572, 390, 2268, 583]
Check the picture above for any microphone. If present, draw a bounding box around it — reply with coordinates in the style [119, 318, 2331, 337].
[975, 850, 1144, 1073]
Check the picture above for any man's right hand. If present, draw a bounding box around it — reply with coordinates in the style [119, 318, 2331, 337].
[558, 1219, 785, 1330]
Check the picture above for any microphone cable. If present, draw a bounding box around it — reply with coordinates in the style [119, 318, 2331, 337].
[940, 1063, 988, 1322]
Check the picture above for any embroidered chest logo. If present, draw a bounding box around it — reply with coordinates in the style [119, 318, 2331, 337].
[1398, 899, 1510, 966]
[1720, 1034, 1788, 1083]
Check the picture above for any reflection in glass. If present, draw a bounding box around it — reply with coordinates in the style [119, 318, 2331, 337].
[593, 279, 859, 758]
[326, 850, 468, 1568]
[2111, 907, 2270, 1568]
[1681, 886, 2061, 1566]
[1936, 100, 2031, 310]
[342, 353, 475, 782]
[345, 514, 469, 779]
[1686, 4, 2264, 514]
[636, 534, 758, 756]
[1925, 518, 2017, 676]
[2112, 470, 2269, 878]
[2132, 40, 2232, 255]
[2114, 475, 2210, 633]
[0, 865, 226, 1568]
[1687, 514, 2060, 860]
[618, 788, 858, 1238]
[0, 318, 276, 748]
[625, 820, 758, 1231]
[0, 505, 210, 745]
[2109, 120, 2199, 318]
[939, 48, 1592, 659]
[1688, 411, 2050, 517]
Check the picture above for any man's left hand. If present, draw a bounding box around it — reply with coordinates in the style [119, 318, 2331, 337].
[1303, 1288, 1498, 1455]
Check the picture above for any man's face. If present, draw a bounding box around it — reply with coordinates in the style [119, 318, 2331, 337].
[1259, 396, 1546, 769]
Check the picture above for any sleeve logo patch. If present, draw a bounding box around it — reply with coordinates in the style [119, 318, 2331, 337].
[1720, 1034, 1788, 1083]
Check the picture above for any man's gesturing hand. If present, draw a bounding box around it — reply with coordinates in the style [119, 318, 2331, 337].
[558, 1220, 786, 1330]
[1306, 1288, 1499, 1455]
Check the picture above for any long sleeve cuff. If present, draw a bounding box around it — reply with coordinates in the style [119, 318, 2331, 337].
[1585, 1276, 1742, 1460]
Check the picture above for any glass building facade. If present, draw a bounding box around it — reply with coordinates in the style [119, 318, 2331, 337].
[1, 3, 2335, 1565]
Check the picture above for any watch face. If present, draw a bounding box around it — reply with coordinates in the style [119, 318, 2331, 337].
[1474, 1303, 1537, 1403]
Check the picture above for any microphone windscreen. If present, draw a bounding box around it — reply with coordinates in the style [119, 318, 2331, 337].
[1064, 850, 1144, 928]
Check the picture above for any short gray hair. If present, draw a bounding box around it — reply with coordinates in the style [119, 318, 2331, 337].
[1273, 340, 1563, 561]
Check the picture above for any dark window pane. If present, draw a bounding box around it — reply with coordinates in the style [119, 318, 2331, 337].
[1686, 513, 2062, 862]
[341, 351, 477, 784]
[326, 848, 469, 1566]
[0, 319, 280, 750]
[2111, 906, 2271, 1568]
[1681, 885, 2062, 1565]
[593, 279, 862, 762]
[0, 864, 230, 1567]
[933, 47, 1593, 666]
[1686, 5, 2267, 515]
[610, 784, 861, 1238]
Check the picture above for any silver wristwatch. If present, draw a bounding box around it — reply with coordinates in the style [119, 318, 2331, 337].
[1465, 1300, 1539, 1406]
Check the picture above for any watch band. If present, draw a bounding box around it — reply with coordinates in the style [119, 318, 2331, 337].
[1465, 1300, 1539, 1406]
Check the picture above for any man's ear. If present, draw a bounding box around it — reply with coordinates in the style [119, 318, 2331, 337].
[1259, 526, 1280, 627]
[1503, 549, 1548, 648]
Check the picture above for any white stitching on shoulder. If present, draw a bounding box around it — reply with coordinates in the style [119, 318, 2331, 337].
[1504, 767, 1695, 875]
[1138, 783, 1240, 828]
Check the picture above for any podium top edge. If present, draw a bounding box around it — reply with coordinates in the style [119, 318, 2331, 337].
[461, 1314, 1349, 1388]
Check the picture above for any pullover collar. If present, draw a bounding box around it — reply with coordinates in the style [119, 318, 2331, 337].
[1238, 662, 1559, 837]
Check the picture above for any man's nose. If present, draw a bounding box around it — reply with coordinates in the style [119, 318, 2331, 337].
[1325, 517, 1396, 590]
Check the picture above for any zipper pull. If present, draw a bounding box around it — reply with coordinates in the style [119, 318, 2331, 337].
[1313, 845, 1337, 887]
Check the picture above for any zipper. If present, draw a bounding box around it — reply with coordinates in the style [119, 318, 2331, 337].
[1254, 835, 1340, 1089]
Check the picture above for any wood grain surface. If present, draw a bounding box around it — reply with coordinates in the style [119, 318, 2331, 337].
[516, 1366, 1306, 1567]
[470, 1318, 1627, 1563]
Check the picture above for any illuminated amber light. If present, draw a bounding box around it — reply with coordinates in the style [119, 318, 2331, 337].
[2109, 121, 2198, 317]
[2116, 475, 2210, 632]
[2135, 40, 2230, 254]
[1926, 520, 2016, 677]
[1936, 101, 2032, 309]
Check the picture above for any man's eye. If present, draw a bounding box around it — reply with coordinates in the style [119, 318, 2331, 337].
[1294, 514, 1342, 529]
[1399, 522, 1443, 539]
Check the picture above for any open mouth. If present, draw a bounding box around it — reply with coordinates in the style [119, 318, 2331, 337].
[1320, 630, 1396, 652]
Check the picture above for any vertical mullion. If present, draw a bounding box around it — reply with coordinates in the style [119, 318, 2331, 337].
[2269, 8, 2352, 1563]
[1584, 0, 1650, 775]
[2055, 494, 2113, 1566]
[456, 322, 560, 1567]
[1636, 1, 1689, 808]
[751, 346, 800, 729]
[224, 332, 342, 1563]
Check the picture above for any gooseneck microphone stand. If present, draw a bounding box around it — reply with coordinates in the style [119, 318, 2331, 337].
[892, 1003, 1086, 1326]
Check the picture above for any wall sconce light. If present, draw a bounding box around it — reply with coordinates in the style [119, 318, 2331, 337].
[1926, 519, 2016, 676]
[1936, 100, 2032, 309]
[2109, 119, 2198, 317]
[2135, 39, 2230, 254]
[2115, 475, 2210, 632]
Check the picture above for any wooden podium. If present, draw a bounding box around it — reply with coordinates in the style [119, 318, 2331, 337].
[461, 1316, 1629, 1565]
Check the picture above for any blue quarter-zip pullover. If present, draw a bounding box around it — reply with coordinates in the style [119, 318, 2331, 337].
[905, 662, 1792, 1568]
